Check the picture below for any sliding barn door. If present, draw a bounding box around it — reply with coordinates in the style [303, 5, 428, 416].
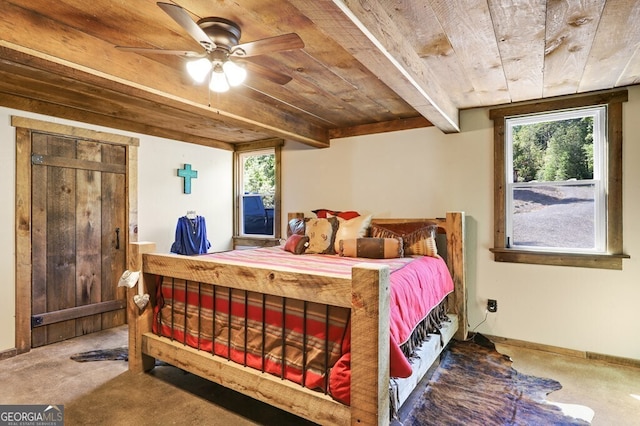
[30, 132, 127, 347]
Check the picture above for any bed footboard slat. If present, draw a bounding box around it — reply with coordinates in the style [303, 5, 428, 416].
[141, 253, 352, 307]
[142, 332, 351, 425]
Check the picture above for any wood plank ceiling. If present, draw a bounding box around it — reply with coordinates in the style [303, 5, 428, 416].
[0, 0, 639, 150]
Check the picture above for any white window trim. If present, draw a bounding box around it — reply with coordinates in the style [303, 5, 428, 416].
[504, 107, 607, 254]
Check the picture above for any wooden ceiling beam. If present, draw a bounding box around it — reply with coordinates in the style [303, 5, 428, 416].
[329, 116, 432, 139]
[0, 91, 235, 150]
[289, 0, 460, 133]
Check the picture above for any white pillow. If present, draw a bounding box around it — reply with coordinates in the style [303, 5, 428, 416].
[333, 214, 373, 252]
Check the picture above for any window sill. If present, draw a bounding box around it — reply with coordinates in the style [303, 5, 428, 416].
[490, 248, 629, 270]
[233, 236, 281, 249]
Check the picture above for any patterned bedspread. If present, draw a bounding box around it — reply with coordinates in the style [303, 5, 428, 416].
[153, 246, 454, 403]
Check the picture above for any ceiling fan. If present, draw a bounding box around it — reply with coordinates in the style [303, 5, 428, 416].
[116, 2, 304, 93]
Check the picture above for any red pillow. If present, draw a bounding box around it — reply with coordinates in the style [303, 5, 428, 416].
[334, 211, 360, 220]
[312, 209, 360, 220]
[283, 234, 309, 254]
[312, 208, 337, 218]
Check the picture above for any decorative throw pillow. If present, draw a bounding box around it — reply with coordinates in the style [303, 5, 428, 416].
[330, 211, 361, 220]
[283, 234, 310, 254]
[333, 214, 372, 252]
[339, 237, 404, 259]
[304, 217, 339, 254]
[312, 209, 361, 220]
[370, 223, 439, 257]
[287, 218, 306, 237]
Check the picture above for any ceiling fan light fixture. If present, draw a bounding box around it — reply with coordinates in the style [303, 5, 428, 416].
[118, 4, 303, 93]
[222, 60, 247, 87]
[186, 58, 212, 83]
[209, 66, 230, 93]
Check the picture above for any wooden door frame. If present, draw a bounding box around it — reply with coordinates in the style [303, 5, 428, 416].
[13, 116, 139, 353]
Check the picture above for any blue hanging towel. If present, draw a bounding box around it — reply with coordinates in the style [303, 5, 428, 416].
[170, 215, 211, 255]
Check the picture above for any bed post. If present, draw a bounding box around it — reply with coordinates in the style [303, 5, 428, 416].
[350, 264, 390, 426]
[128, 242, 157, 373]
[446, 211, 467, 340]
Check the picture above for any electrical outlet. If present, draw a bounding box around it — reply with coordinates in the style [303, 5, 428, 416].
[487, 299, 498, 313]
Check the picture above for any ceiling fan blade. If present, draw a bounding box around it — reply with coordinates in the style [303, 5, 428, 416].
[115, 46, 205, 57]
[157, 2, 215, 51]
[231, 33, 304, 58]
[241, 61, 293, 85]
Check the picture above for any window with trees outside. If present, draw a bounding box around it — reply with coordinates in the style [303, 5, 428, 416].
[233, 140, 282, 248]
[490, 90, 628, 270]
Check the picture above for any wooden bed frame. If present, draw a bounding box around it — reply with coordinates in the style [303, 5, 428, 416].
[127, 211, 466, 425]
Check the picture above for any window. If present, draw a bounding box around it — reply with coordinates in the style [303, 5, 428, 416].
[506, 107, 605, 252]
[490, 91, 628, 269]
[233, 140, 282, 247]
[239, 150, 275, 236]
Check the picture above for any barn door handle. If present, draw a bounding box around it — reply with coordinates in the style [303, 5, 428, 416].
[115, 228, 120, 250]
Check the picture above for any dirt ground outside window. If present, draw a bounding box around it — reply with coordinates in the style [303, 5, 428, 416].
[512, 185, 595, 249]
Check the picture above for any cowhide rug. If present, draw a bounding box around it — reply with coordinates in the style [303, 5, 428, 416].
[70, 347, 170, 366]
[401, 334, 590, 425]
[70, 347, 128, 362]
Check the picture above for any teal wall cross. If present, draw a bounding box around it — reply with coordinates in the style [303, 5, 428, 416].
[177, 163, 198, 194]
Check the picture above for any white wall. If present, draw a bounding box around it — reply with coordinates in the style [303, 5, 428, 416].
[137, 135, 233, 253]
[0, 110, 17, 353]
[0, 107, 232, 352]
[282, 86, 640, 360]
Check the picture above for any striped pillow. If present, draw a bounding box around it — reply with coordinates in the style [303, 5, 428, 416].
[339, 237, 404, 259]
[370, 224, 438, 257]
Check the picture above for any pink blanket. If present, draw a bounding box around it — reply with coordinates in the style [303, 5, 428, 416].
[388, 255, 454, 374]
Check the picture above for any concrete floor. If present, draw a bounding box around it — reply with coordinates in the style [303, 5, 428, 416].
[494, 342, 640, 426]
[1, 326, 638, 425]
